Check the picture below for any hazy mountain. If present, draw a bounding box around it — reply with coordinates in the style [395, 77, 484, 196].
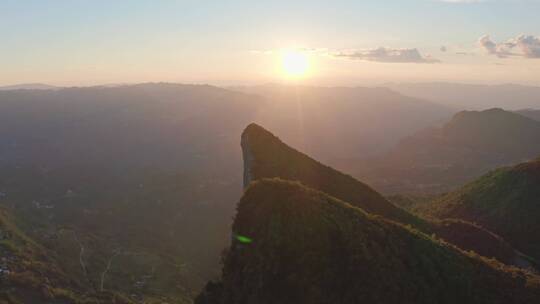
[234, 84, 454, 159]
[0, 83, 261, 170]
[0, 83, 58, 90]
[346, 108, 540, 193]
[516, 109, 540, 121]
[420, 158, 540, 263]
[387, 82, 540, 110]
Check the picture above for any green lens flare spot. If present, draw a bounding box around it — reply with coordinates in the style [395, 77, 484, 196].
[236, 235, 253, 244]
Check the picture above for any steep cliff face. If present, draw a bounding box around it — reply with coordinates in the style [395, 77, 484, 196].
[239, 123, 413, 222]
[240, 127, 254, 188]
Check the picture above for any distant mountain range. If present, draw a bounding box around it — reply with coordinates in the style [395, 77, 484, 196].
[388, 82, 540, 110]
[0, 83, 58, 90]
[234, 84, 454, 159]
[344, 108, 540, 193]
[196, 124, 540, 304]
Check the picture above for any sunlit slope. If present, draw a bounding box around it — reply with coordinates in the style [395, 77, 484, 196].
[196, 179, 540, 304]
[423, 158, 540, 262]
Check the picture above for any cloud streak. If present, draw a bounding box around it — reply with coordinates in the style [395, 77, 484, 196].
[333, 47, 439, 63]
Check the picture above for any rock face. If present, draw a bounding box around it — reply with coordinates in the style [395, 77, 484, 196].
[196, 124, 540, 304]
[239, 123, 410, 221]
[240, 126, 255, 188]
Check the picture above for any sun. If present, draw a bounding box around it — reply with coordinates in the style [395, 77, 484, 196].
[281, 50, 310, 78]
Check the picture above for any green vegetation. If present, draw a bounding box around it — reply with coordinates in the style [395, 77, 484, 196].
[197, 123, 540, 303]
[422, 158, 540, 262]
[197, 179, 540, 304]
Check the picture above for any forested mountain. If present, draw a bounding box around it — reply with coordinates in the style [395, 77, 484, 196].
[346, 108, 540, 193]
[419, 158, 540, 263]
[196, 125, 540, 303]
[198, 180, 539, 304]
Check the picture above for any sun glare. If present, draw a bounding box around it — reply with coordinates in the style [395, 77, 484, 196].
[281, 50, 310, 78]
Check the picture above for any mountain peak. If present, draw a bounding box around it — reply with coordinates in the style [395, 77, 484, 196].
[240, 123, 404, 220]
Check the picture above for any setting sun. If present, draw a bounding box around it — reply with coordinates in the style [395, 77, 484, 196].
[281, 50, 310, 78]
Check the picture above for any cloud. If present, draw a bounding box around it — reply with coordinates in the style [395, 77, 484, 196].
[334, 47, 439, 63]
[479, 34, 540, 58]
[514, 35, 540, 58]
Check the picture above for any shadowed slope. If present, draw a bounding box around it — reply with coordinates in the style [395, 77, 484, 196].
[197, 179, 540, 304]
[348, 108, 540, 193]
[241, 123, 416, 224]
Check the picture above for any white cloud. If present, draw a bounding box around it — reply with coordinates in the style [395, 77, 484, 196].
[479, 34, 540, 58]
[333, 47, 439, 63]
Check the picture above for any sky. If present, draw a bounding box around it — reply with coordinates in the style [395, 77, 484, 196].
[1, 0, 540, 86]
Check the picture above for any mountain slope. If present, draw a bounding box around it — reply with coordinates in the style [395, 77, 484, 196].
[241, 123, 519, 265]
[421, 158, 540, 262]
[0, 207, 133, 303]
[516, 109, 540, 121]
[196, 179, 540, 304]
[348, 108, 540, 193]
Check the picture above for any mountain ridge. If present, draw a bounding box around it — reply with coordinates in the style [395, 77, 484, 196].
[421, 157, 540, 263]
[240, 123, 521, 265]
